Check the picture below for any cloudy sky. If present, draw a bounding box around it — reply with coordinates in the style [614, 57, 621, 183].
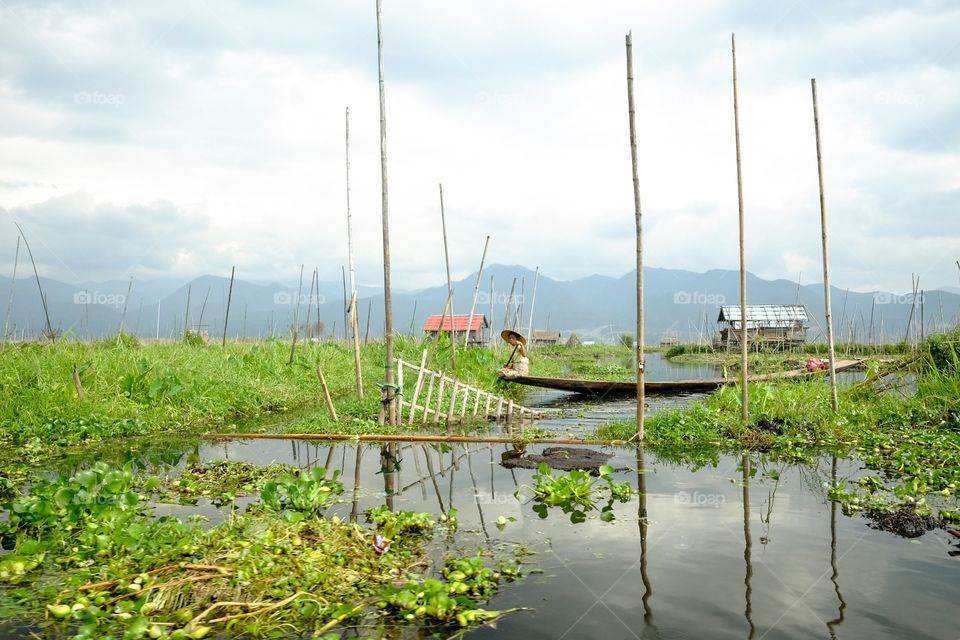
[1, 0, 958, 294]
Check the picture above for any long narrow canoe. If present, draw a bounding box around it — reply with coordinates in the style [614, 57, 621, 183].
[508, 359, 862, 397]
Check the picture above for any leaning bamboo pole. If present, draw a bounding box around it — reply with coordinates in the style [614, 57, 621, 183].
[117, 276, 133, 338]
[525, 266, 540, 348]
[626, 31, 645, 440]
[465, 235, 490, 349]
[811, 78, 839, 412]
[3, 236, 20, 342]
[731, 33, 748, 425]
[345, 106, 364, 399]
[207, 433, 631, 446]
[439, 183, 456, 369]
[13, 222, 54, 341]
[222, 266, 235, 347]
[376, 0, 396, 425]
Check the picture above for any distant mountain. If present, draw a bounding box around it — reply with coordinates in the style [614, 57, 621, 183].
[1, 265, 957, 344]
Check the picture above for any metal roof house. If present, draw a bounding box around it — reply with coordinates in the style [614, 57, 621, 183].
[531, 330, 562, 346]
[422, 314, 489, 347]
[714, 304, 809, 351]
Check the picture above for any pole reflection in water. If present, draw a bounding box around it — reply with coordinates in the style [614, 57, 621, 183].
[826, 455, 847, 638]
[380, 443, 398, 510]
[636, 444, 653, 624]
[349, 445, 363, 522]
[421, 445, 446, 514]
[743, 452, 755, 639]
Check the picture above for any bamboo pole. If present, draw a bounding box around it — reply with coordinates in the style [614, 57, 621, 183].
[316, 366, 339, 421]
[72, 365, 85, 401]
[626, 32, 645, 439]
[466, 235, 490, 349]
[222, 266, 235, 347]
[197, 286, 211, 332]
[210, 433, 636, 446]
[811, 78, 839, 412]
[407, 299, 417, 338]
[731, 33, 748, 425]
[13, 223, 54, 341]
[3, 235, 19, 341]
[488, 275, 495, 347]
[340, 266, 348, 343]
[376, 0, 396, 426]
[436, 183, 457, 368]
[422, 372, 436, 425]
[288, 265, 304, 364]
[117, 276, 133, 338]
[407, 350, 429, 425]
[525, 266, 540, 348]
[183, 284, 192, 339]
[364, 299, 372, 345]
[345, 107, 364, 399]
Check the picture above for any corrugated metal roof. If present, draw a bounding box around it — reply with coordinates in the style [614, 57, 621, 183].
[423, 314, 488, 332]
[718, 304, 808, 328]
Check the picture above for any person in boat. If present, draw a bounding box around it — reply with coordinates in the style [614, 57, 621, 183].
[498, 329, 529, 379]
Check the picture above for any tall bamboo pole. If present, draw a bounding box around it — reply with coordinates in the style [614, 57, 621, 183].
[364, 298, 372, 345]
[341, 266, 348, 343]
[3, 236, 20, 341]
[439, 184, 456, 368]
[525, 266, 540, 347]
[155, 299, 160, 341]
[466, 235, 490, 349]
[376, 0, 396, 425]
[288, 265, 304, 364]
[626, 31, 645, 440]
[345, 106, 364, 398]
[183, 284, 192, 339]
[488, 275, 494, 346]
[222, 266, 235, 347]
[731, 33, 748, 425]
[811, 78, 839, 412]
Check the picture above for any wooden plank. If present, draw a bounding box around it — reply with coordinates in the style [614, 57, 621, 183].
[407, 350, 428, 425]
[433, 375, 446, 425]
[422, 372, 436, 425]
[447, 381, 460, 422]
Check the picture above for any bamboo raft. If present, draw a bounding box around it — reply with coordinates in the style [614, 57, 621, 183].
[507, 359, 863, 397]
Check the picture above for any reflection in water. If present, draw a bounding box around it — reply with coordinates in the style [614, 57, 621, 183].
[350, 446, 363, 522]
[637, 445, 655, 632]
[380, 443, 398, 510]
[743, 453, 755, 639]
[827, 455, 847, 638]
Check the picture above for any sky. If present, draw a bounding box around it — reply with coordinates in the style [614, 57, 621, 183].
[1, 0, 958, 295]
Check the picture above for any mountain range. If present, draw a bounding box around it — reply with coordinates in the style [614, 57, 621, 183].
[1, 264, 956, 344]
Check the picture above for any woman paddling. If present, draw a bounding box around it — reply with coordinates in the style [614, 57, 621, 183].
[497, 329, 529, 379]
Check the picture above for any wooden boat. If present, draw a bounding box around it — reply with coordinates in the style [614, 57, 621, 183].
[507, 359, 862, 397]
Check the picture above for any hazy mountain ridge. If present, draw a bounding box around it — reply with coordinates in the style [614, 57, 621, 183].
[1, 265, 956, 343]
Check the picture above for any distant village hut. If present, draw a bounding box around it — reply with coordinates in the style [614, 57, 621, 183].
[531, 330, 562, 346]
[422, 314, 489, 347]
[714, 304, 809, 351]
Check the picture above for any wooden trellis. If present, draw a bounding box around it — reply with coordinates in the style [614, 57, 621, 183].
[394, 351, 538, 425]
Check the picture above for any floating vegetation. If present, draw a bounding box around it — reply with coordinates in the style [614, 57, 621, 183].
[0, 463, 528, 638]
[516, 463, 634, 523]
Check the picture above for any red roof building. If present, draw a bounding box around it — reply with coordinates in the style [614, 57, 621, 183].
[422, 314, 489, 346]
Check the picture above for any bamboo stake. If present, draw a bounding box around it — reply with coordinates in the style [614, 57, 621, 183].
[432, 375, 446, 425]
[305, 270, 317, 340]
[905, 274, 918, 344]
[345, 107, 364, 399]
[364, 298, 372, 346]
[183, 284, 192, 339]
[222, 266, 235, 347]
[3, 235, 19, 341]
[197, 286, 211, 332]
[340, 266, 348, 343]
[503, 277, 516, 331]
[811, 78, 839, 412]
[731, 33, 748, 425]
[626, 32, 645, 439]
[466, 235, 490, 349]
[13, 222, 54, 341]
[316, 366, 339, 421]
[72, 365, 85, 401]
[488, 275, 495, 347]
[407, 350, 428, 425]
[117, 276, 133, 338]
[407, 299, 417, 338]
[376, 0, 396, 426]
[422, 372, 436, 425]
[288, 265, 304, 365]
[525, 266, 540, 348]
[446, 381, 460, 422]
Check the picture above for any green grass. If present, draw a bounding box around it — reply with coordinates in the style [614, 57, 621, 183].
[0, 334, 513, 468]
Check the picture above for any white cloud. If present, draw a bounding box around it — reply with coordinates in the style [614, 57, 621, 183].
[0, 0, 958, 293]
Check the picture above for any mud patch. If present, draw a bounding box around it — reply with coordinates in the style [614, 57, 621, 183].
[501, 446, 614, 472]
[865, 505, 937, 538]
